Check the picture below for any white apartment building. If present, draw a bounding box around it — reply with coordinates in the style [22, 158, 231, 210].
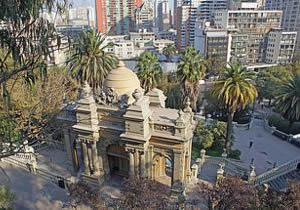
[153, 39, 175, 52]
[265, 29, 297, 64]
[265, 0, 300, 56]
[68, 7, 95, 28]
[214, 9, 282, 64]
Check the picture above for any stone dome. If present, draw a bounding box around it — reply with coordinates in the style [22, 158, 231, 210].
[104, 61, 141, 96]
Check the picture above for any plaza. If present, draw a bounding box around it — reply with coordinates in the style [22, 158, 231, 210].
[233, 118, 300, 174]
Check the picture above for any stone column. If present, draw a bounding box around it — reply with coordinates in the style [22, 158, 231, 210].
[63, 129, 73, 162]
[92, 141, 100, 176]
[140, 152, 145, 178]
[87, 143, 93, 171]
[172, 151, 185, 197]
[134, 150, 140, 178]
[81, 141, 90, 175]
[129, 151, 135, 178]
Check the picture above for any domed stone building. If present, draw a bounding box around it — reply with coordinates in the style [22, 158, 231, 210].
[58, 61, 195, 195]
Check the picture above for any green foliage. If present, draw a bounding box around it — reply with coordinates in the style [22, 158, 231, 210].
[212, 63, 257, 112]
[268, 114, 300, 135]
[0, 185, 15, 209]
[228, 149, 241, 160]
[136, 51, 162, 93]
[177, 46, 206, 111]
[0, 0, 69, 85]
[198, 129, 214, 149]
[206, 55, 225, 76]
[0, 114, 24, 155]
[194, 120, 226, 149]
[255, 65, 292, 103]
[162, 44, 176, 61]
[274, 73, 300, 131]
[68, 29, 118, 92]
[212, 63, 257, 153]
[0, 67, 78, 158]
[192, 119, 240, 160]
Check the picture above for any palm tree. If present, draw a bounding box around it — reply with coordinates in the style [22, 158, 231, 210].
[274, 73, 300, 134]
[212, 63, 257, 154]
[136, 51, 162, 93]
[67, 29, 118, 92]
[177, 46, 206, 111]
[162, 44, 176, 62]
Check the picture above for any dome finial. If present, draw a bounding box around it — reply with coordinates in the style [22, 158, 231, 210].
[118, 61, 125, 68]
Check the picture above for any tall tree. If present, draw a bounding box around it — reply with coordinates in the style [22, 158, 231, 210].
[0, 68, 77, 158]
[274, 73, 300, 134]
[255, 66, 291, 105]
[136, 51, 162, 93]
[162, 44, 176, 62]
[0, 0, 68, 86]
[212, 63, 257, 154]
[177, 46, 206, 111]
[0, 0, 71, 158]
[67, 29, 118, 92]
[0, 185, 15, 209]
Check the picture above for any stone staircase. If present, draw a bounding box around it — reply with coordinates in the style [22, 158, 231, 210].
[198, 156, 248, 183]
[267, 169, 300, 191]
[254, 158, 300, 191]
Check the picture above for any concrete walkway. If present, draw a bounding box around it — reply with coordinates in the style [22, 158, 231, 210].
[233, 118, 300, 175]
[0, 162, 71, 210]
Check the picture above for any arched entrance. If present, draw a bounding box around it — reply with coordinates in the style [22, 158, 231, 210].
[107, 144, 129, 177]
[297, 163, 300, 170]
[152, 154, 173, 187]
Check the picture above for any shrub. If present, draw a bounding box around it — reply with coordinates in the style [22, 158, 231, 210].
[228, 149, 241, 160]
[268, 114, 300, 135]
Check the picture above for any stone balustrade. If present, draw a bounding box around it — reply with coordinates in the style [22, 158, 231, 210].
[254, 158, 300, 186]
[196, 152, 248, 178]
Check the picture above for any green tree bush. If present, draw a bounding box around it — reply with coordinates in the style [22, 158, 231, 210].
[0, 185, 15, 209]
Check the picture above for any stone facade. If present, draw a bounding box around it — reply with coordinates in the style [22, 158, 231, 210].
[57, 62, 195, 195]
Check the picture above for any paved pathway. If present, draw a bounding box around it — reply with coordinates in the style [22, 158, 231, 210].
[233, 118, 300, 175]
[0, 162, 72, 210]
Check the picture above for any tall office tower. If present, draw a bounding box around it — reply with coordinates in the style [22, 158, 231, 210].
[135, 2, 154, 32]
[214, 9, 282, 65]
[157, 0, 170, 31]
[176, 5, 191, 50]
[95, 0, 142, 34]
[174, 0, 184, 29]
[196, 0, 228, 21]
[176, 0, 228, 50]
[265, 0, 300, 56]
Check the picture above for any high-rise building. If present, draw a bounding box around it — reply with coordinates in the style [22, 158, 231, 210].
[265, 0, 300, 56]
[265, 28, 297, 65]
[95, 0, 142, 34]
[68, 7, 96, 27]
[214, 9, 282, 64]
[135, 2, 154, 32]
[176, 5, 191, 50]
[194, 21, 229, 64]
[196, 0, 228, 21]
[157, 0, 170, 31]
[175, 0, 228, 50]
